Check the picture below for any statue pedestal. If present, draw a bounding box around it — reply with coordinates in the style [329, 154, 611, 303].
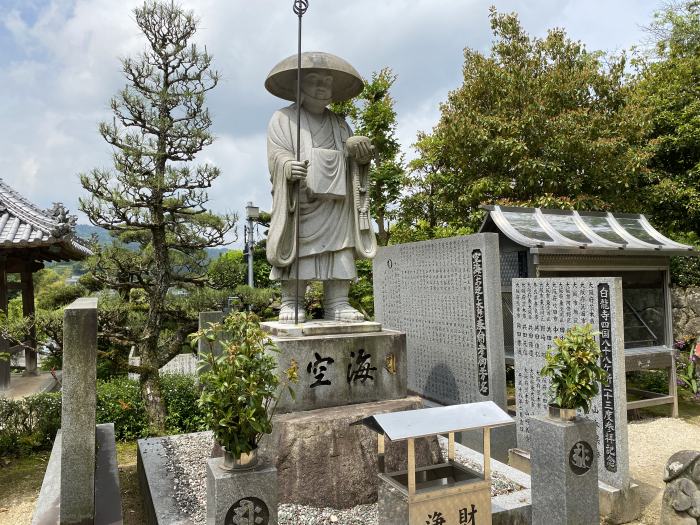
[264, 322, 406, 414]
[261, 319, 381, 337]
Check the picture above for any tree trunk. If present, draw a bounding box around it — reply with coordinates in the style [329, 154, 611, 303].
[140, 366, 166, 434]
[376, 208, 390, 246]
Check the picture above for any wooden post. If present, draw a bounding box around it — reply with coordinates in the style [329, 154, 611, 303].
[483, 427, 491, 480]
[21, 270, 37, 376]
[448, 432, 455, 462]
[377, 433, 385, 474]
[407, 438, 416, 496]
[0, 259, 8, 390]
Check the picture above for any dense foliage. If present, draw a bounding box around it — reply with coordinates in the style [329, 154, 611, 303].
[398, 8, 646, 237]
[195, 312, 297, 458]
[0, 374, 206, 457]
[540, 324, 608, 412]
[78, 1, 235, 432]
[332, 68, 405, 246]
[627, 1, 700, 240]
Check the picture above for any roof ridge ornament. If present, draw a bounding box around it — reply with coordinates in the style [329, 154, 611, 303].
[48, 202, 77, 238]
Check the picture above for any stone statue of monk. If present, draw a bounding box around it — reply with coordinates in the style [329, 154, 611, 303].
[264, 52, 377, 323]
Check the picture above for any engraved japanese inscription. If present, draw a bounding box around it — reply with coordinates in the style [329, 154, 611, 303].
[373, 234, 506, 408]
[512, 277, 630, 489]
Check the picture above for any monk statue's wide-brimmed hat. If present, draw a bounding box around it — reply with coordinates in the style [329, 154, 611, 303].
[265, 51, 364, 103]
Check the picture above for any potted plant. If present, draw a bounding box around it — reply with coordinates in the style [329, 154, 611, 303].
[192, 311, 298, 470]
[539, 323, 608, 421]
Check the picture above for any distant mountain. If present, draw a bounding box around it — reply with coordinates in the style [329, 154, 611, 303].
[75, 224, 112, 244]
[74, 224, 230, 259]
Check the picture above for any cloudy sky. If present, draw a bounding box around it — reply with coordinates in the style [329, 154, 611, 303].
[0, 0, 659, 244]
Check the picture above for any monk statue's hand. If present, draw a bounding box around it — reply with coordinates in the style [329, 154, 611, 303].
[346, 136, 373, 165]
[287, 160, 308, 181]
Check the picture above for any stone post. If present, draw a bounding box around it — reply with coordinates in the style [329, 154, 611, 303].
[530, 415, 599, 525]
[60, 297, 98, 524]
[206, 457, 278, 525]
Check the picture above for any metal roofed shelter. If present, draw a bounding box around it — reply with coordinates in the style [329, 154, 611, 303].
[354, 401, 514, 525]
[0, 179, 91, 390]
[479, 205, 698, 416]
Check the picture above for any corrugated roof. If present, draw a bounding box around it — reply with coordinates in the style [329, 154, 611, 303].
[351, 401, 514, 441]
[480, 205, 696, 256]
[0, 178, 92, 261]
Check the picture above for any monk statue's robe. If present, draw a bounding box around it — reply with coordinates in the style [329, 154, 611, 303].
[266, 103, 375, 282]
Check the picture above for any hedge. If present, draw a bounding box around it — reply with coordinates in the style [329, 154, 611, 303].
[0, 373, 207, 457]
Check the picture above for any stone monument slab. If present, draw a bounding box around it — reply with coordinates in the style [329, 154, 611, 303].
[512, 277, 630, 490]
[373, 234, 506, 408]
[60, 297, 98, 523]
[272, 329, 406, 413]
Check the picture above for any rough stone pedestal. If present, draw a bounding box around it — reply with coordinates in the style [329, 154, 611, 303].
[531, 415, 599, 525]
[273, 396, 441, 509]
[206, 457, 277, 525]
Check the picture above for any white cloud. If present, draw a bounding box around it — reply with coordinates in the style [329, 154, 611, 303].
[0, 0, 663, 228]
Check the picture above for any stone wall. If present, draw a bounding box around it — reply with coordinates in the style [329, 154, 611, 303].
[671, 286, 700, 339]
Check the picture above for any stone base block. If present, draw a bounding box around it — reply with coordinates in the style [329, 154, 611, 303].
[509, 445, 641, 523]
[274, 396, 441, 509]
[459, 422, 516, 464]
[206, 458, 277, 525]
[273, 329, 407, 413]
[32, 423, 122, 525]
[508, 447, 532, 474]
[531, 416, 599, 525]
[261, 319, 382, 337]
[599, 481, 641, 524]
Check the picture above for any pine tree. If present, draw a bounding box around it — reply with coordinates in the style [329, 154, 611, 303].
[80, 1, 235, 432]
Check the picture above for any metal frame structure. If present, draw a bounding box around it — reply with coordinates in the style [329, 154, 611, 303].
[480, 205, 698, 417]
[355, 401, 514, 525]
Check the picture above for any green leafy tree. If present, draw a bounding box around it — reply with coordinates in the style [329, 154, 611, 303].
[333, 68, 405, 246]
[208, 250, 247, 290]
[627, 1, 700, 237]
[399, 8, 646, 234]
[79, 1, 235, 432]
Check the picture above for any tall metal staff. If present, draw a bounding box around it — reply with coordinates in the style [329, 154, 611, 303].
[292, 0, 308, 324]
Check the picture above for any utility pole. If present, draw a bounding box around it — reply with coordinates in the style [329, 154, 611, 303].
[245, 201, 260, 288]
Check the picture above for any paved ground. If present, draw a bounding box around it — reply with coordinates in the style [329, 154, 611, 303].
[1, 371, 60, 400]
[624, 416, 700, 524]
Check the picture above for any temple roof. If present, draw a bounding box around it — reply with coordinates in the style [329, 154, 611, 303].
[479, 205, 696, 257]
[0, 178, 92, 262]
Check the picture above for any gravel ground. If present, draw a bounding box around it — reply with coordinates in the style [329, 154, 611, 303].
[626, 416, 700, 525]
[162, 431, 522, 524]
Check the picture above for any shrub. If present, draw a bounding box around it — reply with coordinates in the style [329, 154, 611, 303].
[195, 312, 298, 458]
[96, 376, 149, 440]
[540, 324, 608, 413]
[0, 393, 61, 457]
[161, 373, 207, 434]
[0, 374, 207, 457]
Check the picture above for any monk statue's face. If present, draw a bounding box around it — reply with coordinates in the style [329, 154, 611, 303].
[301, 71, 333, 108]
